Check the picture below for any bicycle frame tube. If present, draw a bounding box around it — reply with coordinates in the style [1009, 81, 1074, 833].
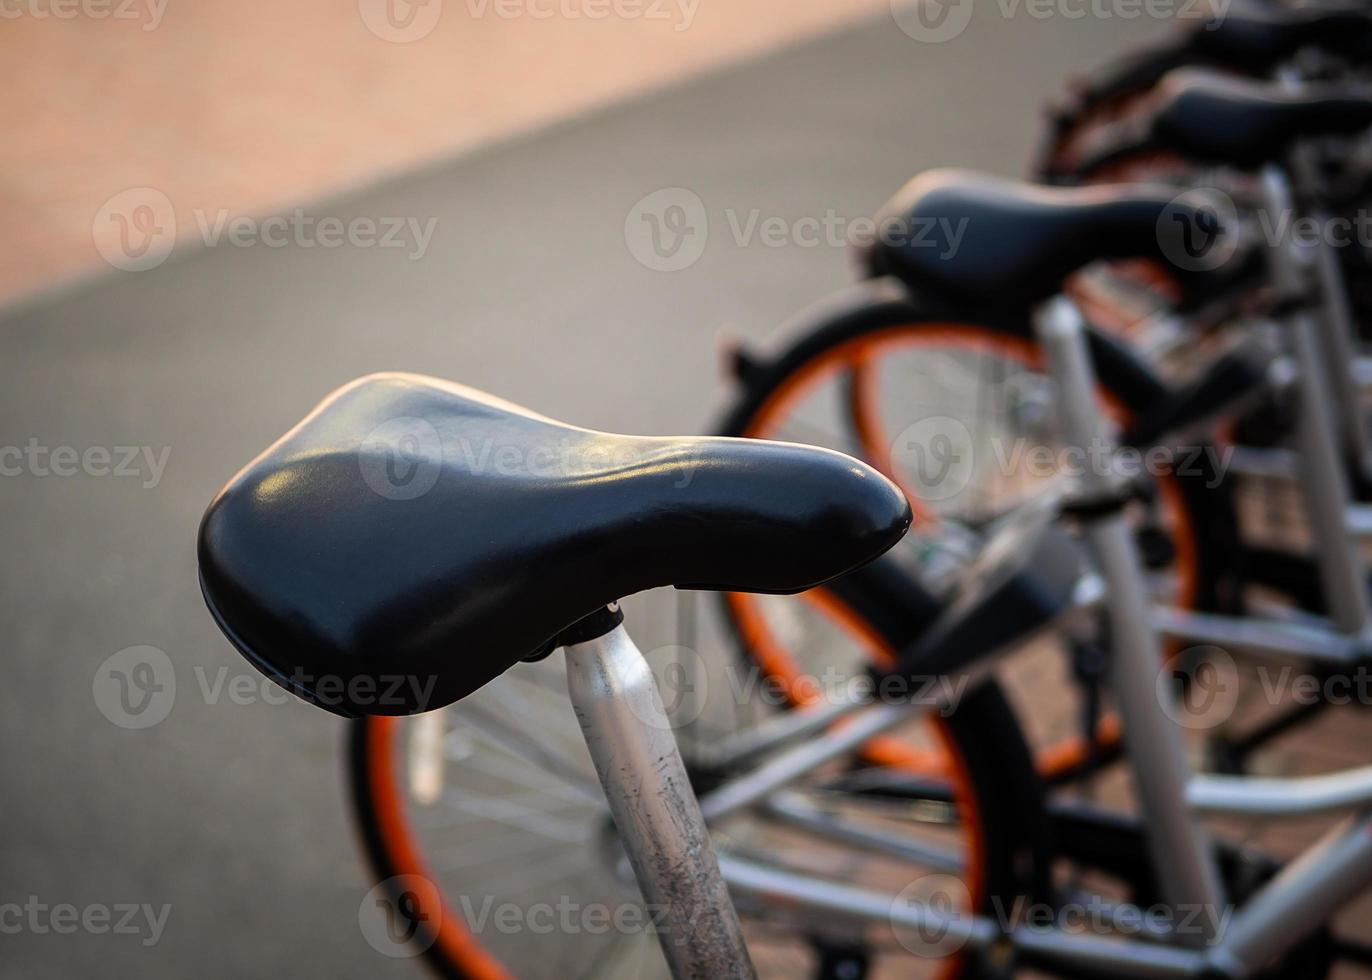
[1190, 765, 1372, 817]
[1036, 296, 1228, 942]
[1307, 202, 1372, 479]
[564, 621, 755, 979]
[1259, 164, 1372, 636]
[1204, 811, 1372, 977]
[1279, 67, 1372, 480]
[718, 810, 1372, 978]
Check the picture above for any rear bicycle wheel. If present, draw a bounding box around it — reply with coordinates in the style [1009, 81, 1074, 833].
[348, 583, 1049, 979]
[715, 281, 1239, 784]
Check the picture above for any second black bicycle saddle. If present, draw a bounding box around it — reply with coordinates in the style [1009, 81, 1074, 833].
[1193, 1, 1372, 71]
[198, 373, 911, 717]
[1149, 69, 1372, 167]
[864, 168, 1219, 309]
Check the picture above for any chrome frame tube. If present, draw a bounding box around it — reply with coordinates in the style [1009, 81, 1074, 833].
[1189, 766, 1372, 817]
[719, 854, 1206, 978]
[1036, 296, 1228, 941]
[1149, 605, 1364, 664]
[1287, 139, 1372, 481]
[698, 701, 912, 823]
[699, 629, 1022, 825]
[761, 790, 966, 872]
[1285, 304, 1371, 633]
[707, 682, 872, 770]
[1311, 215, 1372, 478]
[1205, 812, 1372, 977]
[1258, 164, 1372, 635]
[720, 817, 1372, 980]
[564, 623, 755, 979]
[718, 852, 998, 956]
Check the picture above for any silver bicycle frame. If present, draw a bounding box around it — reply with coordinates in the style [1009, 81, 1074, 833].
[1023, 294, 1372, 975]
[1036, 296, 1229, 939]
[1276, 61, 1372, 485]
[564, 620, 755, 979]
[1259, 163, 1372, 635]
[1148, 162, 1372, 657]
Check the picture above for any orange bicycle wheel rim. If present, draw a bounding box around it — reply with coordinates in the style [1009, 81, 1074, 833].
[362, 589, 988, 980]
[729, 322, 1201, 781]
[363, 714, 513, 980]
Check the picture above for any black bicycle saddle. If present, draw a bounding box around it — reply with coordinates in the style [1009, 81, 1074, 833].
[863, 168, 1218, 309]
[1192, 1, 1372, 71]
[1149, 69, 1372, 167]
[198, 373, 911, 717]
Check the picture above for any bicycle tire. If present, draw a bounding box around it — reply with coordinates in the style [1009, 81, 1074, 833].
[348, 582, 1052, 980]
[713, 279, 1241, 783]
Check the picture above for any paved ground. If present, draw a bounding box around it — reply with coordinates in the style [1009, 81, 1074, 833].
[1, 10, 1194, 979]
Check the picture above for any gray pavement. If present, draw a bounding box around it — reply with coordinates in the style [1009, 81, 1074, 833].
[0, 10, 1166, 978]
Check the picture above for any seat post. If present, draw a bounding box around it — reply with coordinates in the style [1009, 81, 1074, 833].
[563, 610, 755, 979]
[1035, 296, 1228, 944]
